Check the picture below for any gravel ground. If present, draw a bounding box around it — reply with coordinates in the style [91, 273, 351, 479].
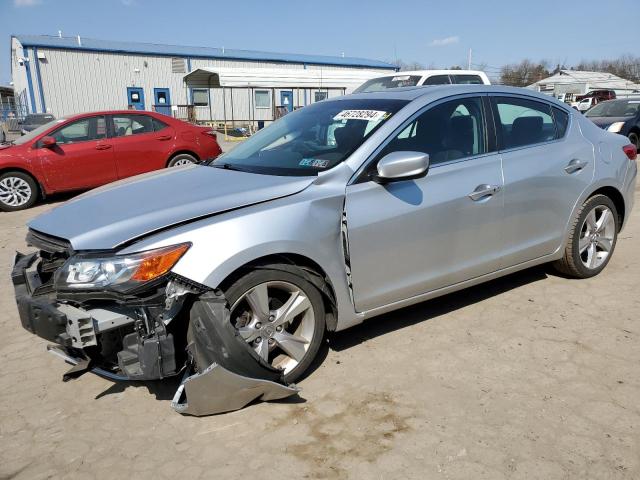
[0, 185, 638, 480]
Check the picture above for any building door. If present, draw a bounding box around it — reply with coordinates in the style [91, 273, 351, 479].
[127, 87, 145, 110]
[153, 88, 171, 115]
[280, 91, 293, 112]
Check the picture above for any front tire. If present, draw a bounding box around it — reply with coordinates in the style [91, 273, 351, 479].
[223, 264, 326, 383]
[553, 194, 618, 278]
[629, 132, 640, 150]
[0, 171, 39, 211]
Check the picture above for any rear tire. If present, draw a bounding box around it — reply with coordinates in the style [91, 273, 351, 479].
[0, 171, 39, 211]
[167, 153, 197, 168]
[553, 194, 618, 278]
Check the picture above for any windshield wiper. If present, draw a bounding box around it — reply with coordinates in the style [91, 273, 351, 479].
[210, 162, 250, 173]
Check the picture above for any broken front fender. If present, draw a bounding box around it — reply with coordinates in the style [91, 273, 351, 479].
[173, 291, 299, 416]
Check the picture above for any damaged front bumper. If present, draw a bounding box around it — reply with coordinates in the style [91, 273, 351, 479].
[12, 250, 299, 416]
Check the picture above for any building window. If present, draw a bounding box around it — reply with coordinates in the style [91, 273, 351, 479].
[314, 91, 328, 102]
[192, 89, 209, 106]
[171, 57, 186, 73]
[255, 90, 271, 109]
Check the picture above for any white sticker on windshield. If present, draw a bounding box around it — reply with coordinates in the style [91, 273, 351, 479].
[333, 110, 390, 122]
[391, 75, 410, 81]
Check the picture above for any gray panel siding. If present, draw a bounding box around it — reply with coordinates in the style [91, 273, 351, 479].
[20, 47, 390, 121]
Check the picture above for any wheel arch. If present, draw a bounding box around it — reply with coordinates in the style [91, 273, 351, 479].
[217, 253, 339, 332]
[0, 166, 44, 198]
[588, 185, 625, 229]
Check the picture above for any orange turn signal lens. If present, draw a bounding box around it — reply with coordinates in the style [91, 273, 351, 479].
[131, 243, 190, 282]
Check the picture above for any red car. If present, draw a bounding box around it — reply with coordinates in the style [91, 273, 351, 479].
[0, 110, 222, 211]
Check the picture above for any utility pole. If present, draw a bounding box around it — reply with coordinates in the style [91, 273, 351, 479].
[467, 48, 472, 70]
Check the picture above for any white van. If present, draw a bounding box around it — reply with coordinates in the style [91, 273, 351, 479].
[354, 70, 491, 93]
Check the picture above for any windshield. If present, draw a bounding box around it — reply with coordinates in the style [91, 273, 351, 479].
[12, 118, 65, 145]
[354, 75, 422, 93]
[211, 98, 408, 176]
[586, 100, 640, 118]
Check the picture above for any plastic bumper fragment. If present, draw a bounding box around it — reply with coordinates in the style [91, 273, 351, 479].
[171, 291, 300, 416]
[171, 362, 299, 416]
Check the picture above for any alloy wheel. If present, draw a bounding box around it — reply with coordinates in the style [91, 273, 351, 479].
[0, 176, 32, 207]
[578, 205, 615, 270]
[172, 158, 195, 167]
[230, 281, 315, 374]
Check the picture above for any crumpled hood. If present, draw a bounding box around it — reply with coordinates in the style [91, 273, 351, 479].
[29, 165, 315, 250]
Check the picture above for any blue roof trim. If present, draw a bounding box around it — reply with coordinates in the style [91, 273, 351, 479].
[14, 35, 397, 70]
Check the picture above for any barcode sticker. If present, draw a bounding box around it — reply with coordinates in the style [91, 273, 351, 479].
[333, 110, 390, 121]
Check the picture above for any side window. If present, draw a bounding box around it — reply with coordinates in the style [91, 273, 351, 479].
[112, 115, 154, 137]
[152, 117, 169, 131]
[422, 75, 451, 86]
[451, 74, 483, 85]
[192, 89, 208, 106]
[255, 90, 271, 108]
[492, 97, 556, 148]
[553, 108, 569, 139]
[314, 91, 328, 102]
[51, 116, 106, 144]
[381, 97, 486, 165]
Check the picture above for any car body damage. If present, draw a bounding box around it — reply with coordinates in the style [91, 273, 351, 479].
[12, 246, 298, 416]
[172, 292, 299, 415]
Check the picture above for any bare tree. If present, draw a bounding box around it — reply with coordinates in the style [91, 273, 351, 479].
[575, 54, 640, 82]
[392, 59, 426, 71]
[500, 59, 550, 87]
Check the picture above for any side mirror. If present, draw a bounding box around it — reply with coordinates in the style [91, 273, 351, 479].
[41, 136, 57, 147]
[373, 151, 430, 183]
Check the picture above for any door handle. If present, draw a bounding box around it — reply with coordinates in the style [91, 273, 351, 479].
[95, 143, 112, 150]
[468, 184, 501, 201]
[564, 158, 587, 174]
[156, 135, 172, 141]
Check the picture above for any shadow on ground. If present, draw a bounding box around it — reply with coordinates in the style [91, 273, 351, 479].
[93, 265, 551, 399]
[328, 265, 550, 352]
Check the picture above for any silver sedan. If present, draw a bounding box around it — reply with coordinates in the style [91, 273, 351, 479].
[14, 85, 637, 414]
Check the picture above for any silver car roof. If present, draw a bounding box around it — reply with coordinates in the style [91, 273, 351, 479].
[342, 85, 572, 110]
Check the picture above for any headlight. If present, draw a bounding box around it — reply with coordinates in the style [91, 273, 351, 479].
[607, 122, 625, 133]
[55, 243, 190, 292]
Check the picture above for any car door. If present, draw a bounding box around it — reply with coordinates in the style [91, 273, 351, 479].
[108, 113, 174, 178]
[36, 115, 117, 191]
[345, 96, 505, 312]
[491, 95, 595, 267]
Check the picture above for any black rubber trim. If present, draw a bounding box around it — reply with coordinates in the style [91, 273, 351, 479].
[188, 291, 285, 383]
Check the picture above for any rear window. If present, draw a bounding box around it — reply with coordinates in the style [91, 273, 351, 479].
[451, 74, 484, 85]
[152, 117, 169, 131]
[422, 75, 451, 85]
[354, 75, 422, 93]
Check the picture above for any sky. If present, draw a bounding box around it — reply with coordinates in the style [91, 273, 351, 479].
[0, 0, 636, 85]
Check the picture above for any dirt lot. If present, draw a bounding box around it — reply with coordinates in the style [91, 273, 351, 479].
[1, 187, 639, 480]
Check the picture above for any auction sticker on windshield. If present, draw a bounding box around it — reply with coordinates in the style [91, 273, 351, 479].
[333, 110, 390, 121]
